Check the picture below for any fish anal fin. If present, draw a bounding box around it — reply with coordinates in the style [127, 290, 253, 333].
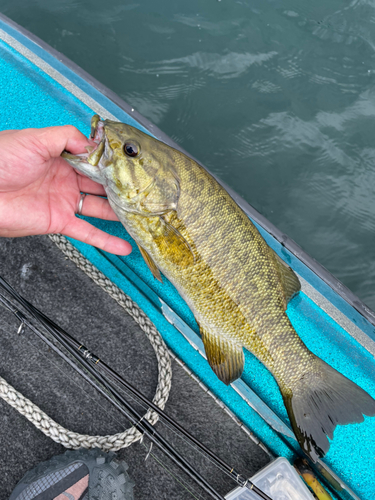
[149, 215, 195, 268]
[201, 327, 244, 385]
[271, 249, 301, 305]
[137, 243, 163, 282]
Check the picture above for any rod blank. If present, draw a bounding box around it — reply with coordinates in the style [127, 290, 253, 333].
[0, 275, 272, 500]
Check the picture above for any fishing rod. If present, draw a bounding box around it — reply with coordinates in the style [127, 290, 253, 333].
[0, 276, 272, 500]
[0, 290, 226, 500]
[0, 276, 265, 495]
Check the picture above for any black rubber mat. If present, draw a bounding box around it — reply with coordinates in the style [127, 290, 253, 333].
[0, 235, 270, 500]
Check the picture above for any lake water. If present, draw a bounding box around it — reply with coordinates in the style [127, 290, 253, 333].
[3, 0, 375, 310]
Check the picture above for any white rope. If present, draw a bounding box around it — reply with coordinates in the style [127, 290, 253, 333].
[0, 234, 172, 451]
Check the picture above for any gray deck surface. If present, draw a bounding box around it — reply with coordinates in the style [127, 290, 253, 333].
[0, 235, 270, 499]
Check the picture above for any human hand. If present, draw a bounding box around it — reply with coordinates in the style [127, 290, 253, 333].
[0, 125, 132, 255]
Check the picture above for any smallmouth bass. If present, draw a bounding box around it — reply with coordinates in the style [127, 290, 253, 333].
[63, 115, 375, 461]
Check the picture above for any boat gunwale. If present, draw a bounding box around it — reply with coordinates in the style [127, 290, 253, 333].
[0, 11, 374, 333]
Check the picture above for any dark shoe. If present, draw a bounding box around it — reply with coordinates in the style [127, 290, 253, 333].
[9, 448, 134, 500]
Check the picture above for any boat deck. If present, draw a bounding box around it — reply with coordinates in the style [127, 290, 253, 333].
[0, 235, 270, 499]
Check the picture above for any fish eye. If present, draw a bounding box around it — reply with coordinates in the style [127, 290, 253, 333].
[124, 142, 139, 157]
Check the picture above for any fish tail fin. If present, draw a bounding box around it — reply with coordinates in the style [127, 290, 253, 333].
[282, 357, 375, 461]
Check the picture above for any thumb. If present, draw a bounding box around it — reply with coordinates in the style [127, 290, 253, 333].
[35, 125, 93, 159]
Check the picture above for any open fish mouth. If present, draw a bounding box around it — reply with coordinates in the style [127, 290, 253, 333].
[62, 114, 105, 165]
[90, 114, 104, 143]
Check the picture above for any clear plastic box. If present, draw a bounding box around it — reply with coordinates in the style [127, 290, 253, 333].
[225, 457, 314, 500]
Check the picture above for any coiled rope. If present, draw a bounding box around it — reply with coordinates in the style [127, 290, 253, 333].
[0, 234, 172, 451]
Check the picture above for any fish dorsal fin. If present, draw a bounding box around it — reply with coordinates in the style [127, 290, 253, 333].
[137, 243, 162, 282]
[271, 249, 301, 305]
[148, 215, 195, 268]
[201, 327, 244, 385]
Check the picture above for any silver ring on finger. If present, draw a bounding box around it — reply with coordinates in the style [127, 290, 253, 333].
[77, 193, 87, 216]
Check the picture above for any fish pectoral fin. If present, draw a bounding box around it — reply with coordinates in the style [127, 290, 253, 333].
[137, 243, 163, 282]
[149, 216, 195, 268]
[201, 327, 244, 385]
[271, 249, 301, 305]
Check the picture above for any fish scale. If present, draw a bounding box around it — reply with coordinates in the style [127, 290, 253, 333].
[62, 115, 375, 462]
